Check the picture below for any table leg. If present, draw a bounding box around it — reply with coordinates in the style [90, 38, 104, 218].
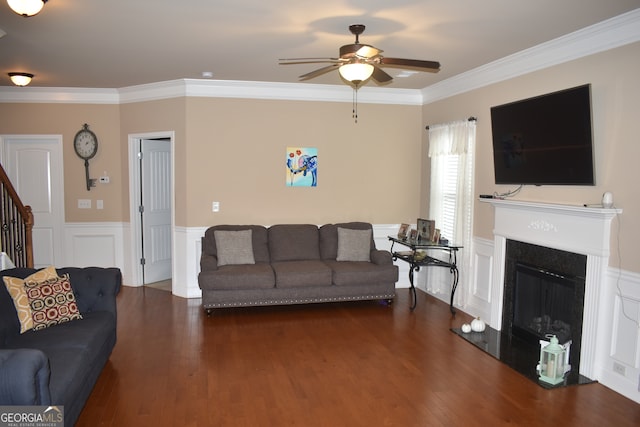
[449, 265, 459, 315]
[408, 264, 418, 310]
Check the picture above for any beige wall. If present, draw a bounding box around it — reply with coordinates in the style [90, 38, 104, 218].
[421, 41, 640, 273]
[1, 96, 421, 228]
[182, 97, 422, 226]
[0, 103, 122, 222]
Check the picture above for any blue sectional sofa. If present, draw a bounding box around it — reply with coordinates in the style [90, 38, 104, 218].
[0, 267, 121, 427]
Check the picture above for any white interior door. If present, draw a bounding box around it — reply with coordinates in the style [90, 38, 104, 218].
[2, 136, 65, 268]
[140, 138, 172, 284]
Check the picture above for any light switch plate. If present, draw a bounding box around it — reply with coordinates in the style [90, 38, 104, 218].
[78, 199, 91, 209]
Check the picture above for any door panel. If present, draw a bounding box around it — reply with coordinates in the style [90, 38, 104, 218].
[4, 137, 64, 268]
[141, 139, 172, 283]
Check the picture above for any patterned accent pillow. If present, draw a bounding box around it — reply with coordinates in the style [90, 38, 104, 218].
[214, 229, 255, 266]
[336, 227, 372, 262]
[3, 266, 60, 333]
[24, 273, 83, 331]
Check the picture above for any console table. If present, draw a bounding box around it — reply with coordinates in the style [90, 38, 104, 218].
[388, 236, 462, 314]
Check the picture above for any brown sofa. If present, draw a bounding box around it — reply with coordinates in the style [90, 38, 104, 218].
[198, 222, 398, 314]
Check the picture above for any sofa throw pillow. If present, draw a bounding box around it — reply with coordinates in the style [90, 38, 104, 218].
[24, 273, 83, 331]
[336, 227, 372, 262]
[214, 229, 256, 267]
[2, 265, 61, 333]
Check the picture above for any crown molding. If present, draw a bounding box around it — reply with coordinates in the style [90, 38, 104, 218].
[119, 79, 423, 105]
[422, 8, 640, 104]
[0, 86, 119, 104]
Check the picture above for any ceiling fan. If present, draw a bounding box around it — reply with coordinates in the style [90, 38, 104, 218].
[279, 24, 440, 86]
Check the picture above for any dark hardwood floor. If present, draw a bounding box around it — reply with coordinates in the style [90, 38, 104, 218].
[77, 286, 640, 426]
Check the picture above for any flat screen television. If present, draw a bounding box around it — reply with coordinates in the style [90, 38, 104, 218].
[490, 84, 595, 185]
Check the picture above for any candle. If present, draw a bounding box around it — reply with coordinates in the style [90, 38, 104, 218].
[547, 359, 555, 378]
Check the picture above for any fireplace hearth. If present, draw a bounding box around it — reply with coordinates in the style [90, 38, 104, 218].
[451, 326, 594, 388]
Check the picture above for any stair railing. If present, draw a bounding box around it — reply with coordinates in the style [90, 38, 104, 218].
[0, 163, 34, 268]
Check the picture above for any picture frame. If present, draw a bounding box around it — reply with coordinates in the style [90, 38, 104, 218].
[417, 218, 435, 242]
[409, 228, 418, 241]
[433, 228, 441, 244]
[397, 223, 410, 239]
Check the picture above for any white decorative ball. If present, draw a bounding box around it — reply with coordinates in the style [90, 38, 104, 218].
[471, 317, 486, 332]
[461, 323, 472, 333]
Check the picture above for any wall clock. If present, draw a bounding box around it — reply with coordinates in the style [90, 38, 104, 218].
[73, 123, 98, 191]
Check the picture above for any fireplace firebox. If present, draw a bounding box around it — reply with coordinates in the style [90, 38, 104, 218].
[502, 240, 586, 373]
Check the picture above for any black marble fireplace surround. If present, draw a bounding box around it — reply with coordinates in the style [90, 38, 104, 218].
[453, 239, 594, 388]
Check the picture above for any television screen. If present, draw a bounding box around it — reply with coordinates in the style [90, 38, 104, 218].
[490, 84, 595, 185]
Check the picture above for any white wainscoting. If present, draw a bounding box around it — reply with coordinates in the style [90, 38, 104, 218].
[598, 268, 640, 403]
[63, 222, 128, 273]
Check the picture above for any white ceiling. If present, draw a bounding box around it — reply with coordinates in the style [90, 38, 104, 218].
[1, 1, 639, 90]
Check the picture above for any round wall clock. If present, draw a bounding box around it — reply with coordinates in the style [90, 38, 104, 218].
[73, 123, 98, 190]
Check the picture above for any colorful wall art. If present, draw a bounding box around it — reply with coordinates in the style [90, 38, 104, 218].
[286, 147, 318, 187]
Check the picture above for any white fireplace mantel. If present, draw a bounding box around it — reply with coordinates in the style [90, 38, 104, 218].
[482, 198, 622, 380]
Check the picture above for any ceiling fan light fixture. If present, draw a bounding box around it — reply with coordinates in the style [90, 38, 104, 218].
[338, 62, 374, 84]
[7, 0, 47, 17]
[8, 72, 34, 86]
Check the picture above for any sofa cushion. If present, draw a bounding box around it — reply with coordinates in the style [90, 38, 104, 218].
[23, 274, 82, 331]
[268, 224, 320, 262]
[198, 263, 275, 290]
[336, 227, 372, 262]
[324, 260, 399, 286]
[203, 225, 270, 263]
[2, 266, 61, 334]
[214, 229, 256, 266]
[320, 222, 376, 260]
[271, 260, 332, 288]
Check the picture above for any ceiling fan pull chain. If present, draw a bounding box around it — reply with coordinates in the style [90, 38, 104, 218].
[352, 86, 359, 123]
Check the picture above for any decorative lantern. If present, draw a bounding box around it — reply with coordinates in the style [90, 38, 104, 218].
[538, 335, 567, 385]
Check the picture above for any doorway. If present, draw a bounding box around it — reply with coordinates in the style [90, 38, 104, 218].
[128, 132, 174, 290]
[1, 135, 65, 268]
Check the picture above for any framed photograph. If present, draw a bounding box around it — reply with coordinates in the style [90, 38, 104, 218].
[417, 218, 435, 242]
[397, 223, 410, 239]
[433, 228, 441, 244]
[409, 228, 418, 241]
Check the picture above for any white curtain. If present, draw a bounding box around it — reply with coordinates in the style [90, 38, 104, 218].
[427, 120, 476, 307]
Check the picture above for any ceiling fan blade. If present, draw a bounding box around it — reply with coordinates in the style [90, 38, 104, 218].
[379, 57, 440, 72]
[371, 66, 393, 83]
[298, 64, 340, 80]
[279, 57, 341, 65]
[355, 45, 382, 59]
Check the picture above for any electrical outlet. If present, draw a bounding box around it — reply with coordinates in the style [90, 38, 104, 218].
[212, 201, 220, 212]
[612, 361, 626, 376]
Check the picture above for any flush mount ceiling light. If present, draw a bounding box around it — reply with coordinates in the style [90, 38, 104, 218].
[8, 72, 34, 86]
[7, 0, 48, 17]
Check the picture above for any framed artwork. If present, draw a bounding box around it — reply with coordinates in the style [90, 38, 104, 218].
[409, 228, 418, 241]
[397, 223, 410, 239]
[286, 147, 318, 187]
[417, 218, 435, 242]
